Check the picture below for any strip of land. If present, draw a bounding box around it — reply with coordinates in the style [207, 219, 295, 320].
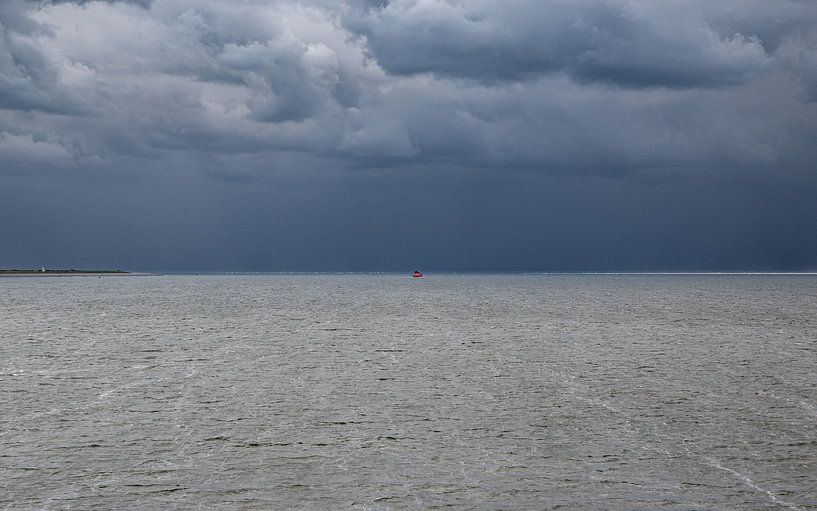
[0, 269, 146, 277]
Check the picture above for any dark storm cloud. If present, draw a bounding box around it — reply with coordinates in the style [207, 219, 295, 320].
[0, 2, 78, 114]
[1, 0, 815, 169]
[1, 0, 816, 270]
[343, 0, 788, 88]
[1, 0, 359, 162]
[0, 0, 813, 170]
[44, 0, 153, 6]
[799, 48, 817, 102]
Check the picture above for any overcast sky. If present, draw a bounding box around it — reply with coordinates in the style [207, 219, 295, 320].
[1, 0, 816, 271]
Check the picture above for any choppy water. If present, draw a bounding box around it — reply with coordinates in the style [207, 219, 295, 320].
[1, 274, 816, 510]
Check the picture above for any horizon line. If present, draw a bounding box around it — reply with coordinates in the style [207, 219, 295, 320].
[141, 271, 817, 276]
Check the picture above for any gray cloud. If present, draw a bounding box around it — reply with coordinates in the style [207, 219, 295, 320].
[799, 47, 817, 101]
[343, 0, 802, 88]
[0, 6, 77, 114]
[1, 0, 815, 170]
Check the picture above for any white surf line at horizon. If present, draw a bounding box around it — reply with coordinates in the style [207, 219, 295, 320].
[522, 272, 817, 276]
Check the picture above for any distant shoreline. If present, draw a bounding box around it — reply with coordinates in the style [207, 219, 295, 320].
[0, 269, 148, 278]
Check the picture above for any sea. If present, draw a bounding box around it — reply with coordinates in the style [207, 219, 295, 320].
[1, 274, 816, 510]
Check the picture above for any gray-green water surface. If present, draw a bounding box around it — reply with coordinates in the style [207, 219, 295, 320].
[1, 274, 816, 510]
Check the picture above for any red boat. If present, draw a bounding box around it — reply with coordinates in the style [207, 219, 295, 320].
[412, 270, 424, 278]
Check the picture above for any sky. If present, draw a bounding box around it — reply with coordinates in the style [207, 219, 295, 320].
[1, 0, 816, 272]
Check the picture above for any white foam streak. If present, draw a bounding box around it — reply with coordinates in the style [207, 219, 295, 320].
[706, 458, 805, 511]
